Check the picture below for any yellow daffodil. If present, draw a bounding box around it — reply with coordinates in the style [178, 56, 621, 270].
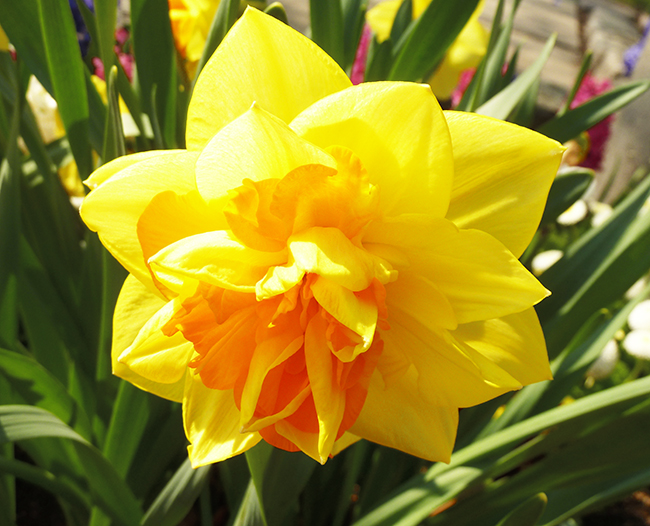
[366, 0, 488, 99]
[81, 8, 562, 466]
[169, 0, 220, 63]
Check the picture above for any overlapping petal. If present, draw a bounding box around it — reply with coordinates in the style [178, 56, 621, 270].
[444, 111, 564, 257]
[80, 151, 200, 289]
[367, 218, 549, 324]
[350, 367, 459, 463]
[291, 82, 454, 218]
[111, 275, 187, 402]
[149, 231, 287, 294]
[194, 105, 335, 202]
[452, 308, 553, 386]
[186, 8, 351, 150]
[383, 311, 522, 409]
[184, 371, 262, 467]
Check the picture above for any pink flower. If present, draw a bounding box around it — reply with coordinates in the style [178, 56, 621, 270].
[570, 74, 613, 171]
[350, 24, 372, 85]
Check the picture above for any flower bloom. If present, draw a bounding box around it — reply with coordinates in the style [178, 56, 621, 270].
[366, 0, 488, 99]
[623, 330, 650, 360]
[168, 0, 220, 63]
[628, 300, 650, 331]
[81, 9, 562, 466]
[586, 339, 619, 380]
[570, 74, 613, 171]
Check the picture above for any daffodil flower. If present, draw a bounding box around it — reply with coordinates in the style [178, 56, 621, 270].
[366, 0, 488, 99]
[168, 0, 220, 63]
[81, 8, 563, 466]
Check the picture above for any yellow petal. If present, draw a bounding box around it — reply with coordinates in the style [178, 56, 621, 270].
[194, 104, 334, 202]
[291, 82, 453, 218]
[304, 313, 347, 463]
[289, 227, 396, 291]
[184, 371, 262, 467]
[365, 0, 400, 43]
[186, 7, 351, 150]
[84, 150, 167, 189]
[112, 274, 186, 402]
[385, 271, 457, 331]
[0, 25, 9, 51]
[149, 230, 287, 293]
[452, 308, 553, 386]
[256, 262, 306, 299]
[350, 366, 458, 463]
[310, 276, 377, 361]
[80, 150, 200, 289]
[117, 292, 195, 383]
[427, 13, 488, 99]
[385, 309, 522, 408]
[444, 111, 564, 257]
[331, 432, 361, 456]
[239, 330, 305, 430]
[136, 190, 229, 282]
[367, 218, 549, 324]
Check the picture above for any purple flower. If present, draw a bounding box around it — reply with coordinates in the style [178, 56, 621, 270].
[69, 0, 95, 55]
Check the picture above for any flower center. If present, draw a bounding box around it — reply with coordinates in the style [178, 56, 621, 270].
[162, 146, 395, 459]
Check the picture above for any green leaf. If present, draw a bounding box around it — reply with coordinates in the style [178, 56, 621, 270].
[232, 479, 266, 526]
[0, 71, 21, 349]
[0, 349, 93, 440]
[342, 0, 368, 70]
[245, 441, 317, 526]
[364, 38, 393, 82]
[557, 51, 593, 117]
[353, 376, 650, 526]
[101, 381, 152, 478]
[38, 0, 93, 177]
[141, 458, 211, 526]
[94, 0, 118, 75]
[540, 167, 594, 225]
[0, 0, 52, 93]
[102, 65, 126, 162]
[538, 172, 650, 356]
[537, 80, 650, 144]
[389, 0, 412, 46]
[0, 405, 143, 526]
[476, 33, 556, 120]
[475, 2, 514, 107]
[131, 0, 177, 148]
[495, 493, 547, 526]
[509, 75, 540, 127]
[264, 2, 289, 25]
[388, 0, 480, 81]
[310, 0, 346, 68]
[0, 454, 90, 513]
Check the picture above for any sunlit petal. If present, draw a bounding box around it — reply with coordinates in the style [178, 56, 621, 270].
[291, 82, 453, 218]
[184, 371, 262, 467]
[187, 7, 351, 150]
[444, 111, 564, 257]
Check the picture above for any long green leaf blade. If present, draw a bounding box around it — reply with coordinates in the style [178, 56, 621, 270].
[389, 0, 480, 81]
[310, 0, 346, 68]
[476, 33, 556, 120]
[141, 458, 211, 526]
[537, 80, 650, 144]
[38, 0, 93, 177]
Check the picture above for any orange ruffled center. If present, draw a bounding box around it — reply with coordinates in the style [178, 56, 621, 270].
[161, 146, 397, 460]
